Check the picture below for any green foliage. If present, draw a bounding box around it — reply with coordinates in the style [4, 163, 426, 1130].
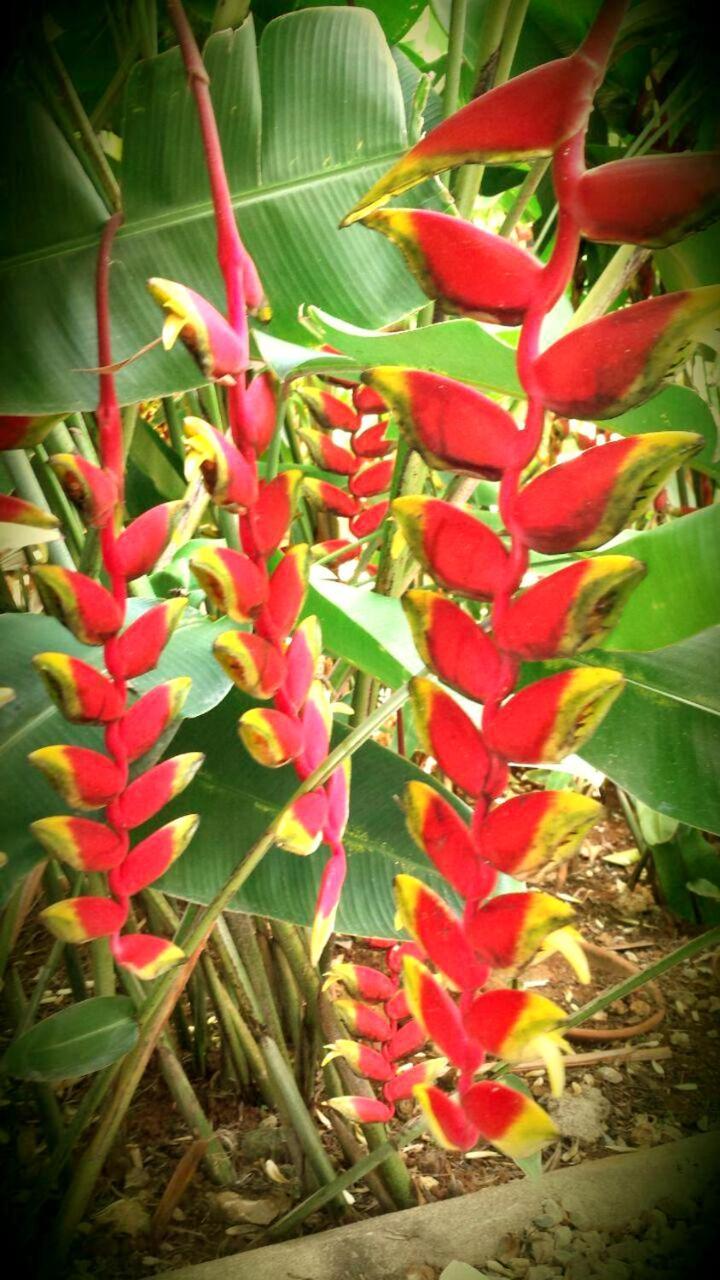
[2, 998, 138, 1082]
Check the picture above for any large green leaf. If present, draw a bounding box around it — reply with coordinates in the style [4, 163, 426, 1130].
[1, 997, 138, 1082]
[608, 385, 719, 481]
[0, 9, 434, 415]
[307, 572, 420, 687]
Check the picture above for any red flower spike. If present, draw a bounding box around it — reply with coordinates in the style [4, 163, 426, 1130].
[384, 1059, 449, 1103]
[512, 433, 703, 554]
[466, 891, 575, 969]
[118, 678, 191, 762]
[304, 477, 359, 518]
[413, 1085, 480, 1152]
[351, 422, 394, 459]
[238, 708, 304, 768]
[116, 753, 204, 829]
[364, 367, 521, 480]
[300, 680, 332, 772]
[352, 384, 387, 414]
[325, 961, 396, 1002]
[299, 387, 359, 434]
[571, 152, 720, 249]
[362, 211, 542, 324]
[402, 779, 496, 901]
[403, 954, 478, 1072]
[485, 667, 624, 765]
[334, 997, 392, 1043]
[403, 590, 503, 704]
[275, 790, 328, 855]
[242, 371, 277, 454]
[116, 502, 182, 581]
[324, 1039, 393, 1082]
[281, 616, 322, 714]
[32, 652, 123, 724]
[529, 288, 720, 420]
[342, 53, 599, 225]
[111, 934, 184, 980]
[110, 815, 199, 897]
[30, 816, 124, 872]
[297, 426, 359, 476]
[190, 546, 268, 622]
[49, 454, 119, 528]
[465, 989, 569, 1094]
[349, 501, 389, 538]
[394, 874, 490, 990]
[327, 1096, 394, 1124]
[310, 844, 347, 964]
[183, 417, 258, 511]
[147, 278, 246, 382]
[410, 676, 490, 799]
[462, 1081, 559, 1159]
[349, 459, 394, 499]
[324, 760, 352, 844]
[0, 413, 61, 451]
[248, 471, 302, 557]
[115, 599, 187, 680]
[28, 745, 123, 810]
[0, 495, 59, 536]
[33, 567, 123, 646]
[41, 895, 127, 944]
[213, 630, 286, 700]
[393, 498, 509, 601]
[474, 790, 603, 876]
[255, 545, 309, 642]
[495, 556, 646, 659]
[386, 1017, 427, 1061]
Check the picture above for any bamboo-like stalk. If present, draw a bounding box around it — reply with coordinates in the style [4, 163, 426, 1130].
[156, 1042, 235, 1185]
[0, 862, 47, 981]
[87, 872, 116, 997]
[213, 916, 262, 1022]
[42, 27, 121, 210]
[442, 0, 468, 120]
[200, 953, 251, 1091]
[4, 451, 75, 570]
[43, 862, 87, 1002]
[227, 913, 292, 1062]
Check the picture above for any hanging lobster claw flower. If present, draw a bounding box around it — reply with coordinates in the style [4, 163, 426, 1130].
[110, 815, 199, 897]
[350, 501, 389, 537]
[410, 676, 490, 798]
[297, 426, 359, 476]
[241, 371, 277, 455]
[32, 652, 123, 724]
[324, 760, 352, 844]
[403, 591, 503, 704]
[485, 668, 624, 765]
[119, 678, 191, 762]
[238, 708, 304, 767]
[570, 152, 720, 248]
[29, 745, 123, 810]
[403, 954, 479, 1072]
[280, 616, 322, 715]
[384, 1058, 449, 1103]
[341, 53, 599, 225]
[147, 278, 245, 382]
[352, 383, 387, 414]
[352, 422, 394, 458]
[0, 413, 62, 451]
[117, 502, 182, 580]
[116, 753, 204, 829]
[0, 495, 58, 545]
[41, 895, 127, 943]
[462, 1080, 559, 1158]
[324, 961, 396, 1002]
[413, 1085, 480, 1151]
[241, 252, 271, 321]
[300, 679, 333, 773]
[334, 997, 392, 1043]
[474, 790, 603, 876]
[466, 989, 570, 1096]
[247, 470, 302, 557]
[115, 598, 188, 679]
[323, 1039, 393, 1081]
[49, 454, 118, 528]
[30, 816, 124, 872]
[512, 433, 703, 553]
[111, 933, 185, 980]
[393, 498, 509, 600]
[33, 567, 123, 645]
[190, 546, 268, 621]
[299, 387, 359, 433]
[394, 874, 489, 990]
[255, 545, 309, 643]
[183, 417, 258, 510]
[213, 631, 286, 699]
[529, 288, 720, 419]
[495, 556, 646, 659]
[466, 891, 575, 969]
[387, 1015, 427, 1061]
[304, 477, 359, 518]
[326, 1095, 394, 1123]
[402, 780, 496, 901]
[349, 459, 394, 499]
[364, 368, 521, 479]
[275, 789, 328, 855]
[310, 845, 347, 964]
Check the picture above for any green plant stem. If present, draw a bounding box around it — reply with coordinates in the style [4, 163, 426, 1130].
[264, 381, 290, 483]
[314, 529, 379, 567]
[87, 873, 116, 997]
[454, 0, 513, 217]
[3, 967, 65, 1146]
[567, 244, 649, 330]
[200, 953, 251, 1091]
[226, 913, 290, 1062]
[499, 157, 551, 237]
[443, 0, 468, 119]
[43, 862, 87, 1002]
[4, 451, 75, 569]
[213, 916, 262, 1021]
[36, 1064, 120, 1201]
[261, 1036, 345, 1213]
[34, 444, 85, 559]
[163, 395, 185, 458]
[155, 1039, 236, 1184]
[42, 31, 121, 211]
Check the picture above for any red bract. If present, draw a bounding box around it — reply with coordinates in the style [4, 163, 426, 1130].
[393, 497, 509, 600]
[571, 152, 720, 248]
[403, 590, 503, 703]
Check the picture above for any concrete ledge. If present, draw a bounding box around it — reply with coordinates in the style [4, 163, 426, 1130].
[160, 1132, 720, 1280]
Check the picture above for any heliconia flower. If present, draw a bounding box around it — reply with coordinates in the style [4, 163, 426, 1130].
[323, 1039, 393, 1081]
[33, 566, 123, 646]
[465, 989, 570, 1096]
[240, 371, 277, 454]
[403, 590, 503, 704]
[528, 288, 720, 419]
[275, 789, 328, 855]
[323, 961, 396, 1002]
[280, 616, 322, 714]
[147, 278, 246, 382]
[116, 502, 182, 580]
[213, 630, 286, 699]
[352, 383, 387, 414]
[495, 556, 646, 659]
[393, 498, 509, 601]
[410, 676, 490, 798]
[190, 546, 268, 622]
[384, 1060, 447, 1104]
[386, 988, 410, 1020]
[0, 495, 59, 534]
[49, 454, 118, 528]
[32, 652, 123, 724]
[403, 955, 478, 1072]
[324, 760, 352, 844]
[341, 53, 599, 225]
[363, 368, 521, 480]
[536, 925, 590, 984]
[386, 1015, 427, 1061]
[300, 679, 333, 772]
[484, 668, 624, 765]
[349, 459, 394, 499]
[109, 815, 199, 898]
[118, 678, 191, 762]
[310, 845, 347, 964]
[297, 425, 359, 475]
[570, 152, 720, 248]
[116, 753, 204, 829]
[461, 1080, 559, 1158]
[334, 997, 392, 1042]
[349, 501, 389, 538]
[311, 538, 361, 566]
[111, 933, 185, 980]
[413, 1084, 480, 1151]
[299, 387, 359, 434]
[255, 545, 309, 643]
[474, 790, 603, 876]
[304, 477, 359, 518]
[466, 891, 575, 969]
[183, 417, 257, 511]
[115, 599, 188, 679]
[394, 874, 490, 990]
[240, 252, 270, 320]
[386, 940, 425, 976]
[351, 422, 394, 458]
[361, 210, 542, 324]
[0, 413, 61, 451]
[28, 745, 123, 810]
[512, 433, 703, 553]
[30, 815, 124, 872]
[41, 895, 127, 944]
[326, 1095, 394, 1124]
[239, 708, 304, 767]
[402, 780, 496, 901]
[246, 471, 302, 557]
